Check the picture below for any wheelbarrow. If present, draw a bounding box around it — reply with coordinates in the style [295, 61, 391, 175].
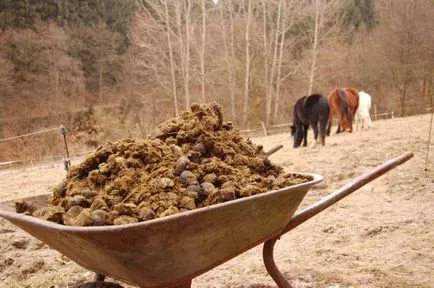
[0, 151, 413, 288]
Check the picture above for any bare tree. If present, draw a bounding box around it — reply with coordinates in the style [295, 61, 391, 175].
[306, 0, 342, 96]
[219, 0, 236, 121]
[175, 0, 192, 110]
[242, 0, 252, 128]
[164, 0, 179, 116]
[262, 1, 270, 124]
[184, 0, 192, 110]
[200, 0, 207, 103]
[265, 0, 282, 128]
[126, 5, 180, 131]
[4, 24, 85, 116]
[274, 0, 293, 124]
[373, 0, 433, 116]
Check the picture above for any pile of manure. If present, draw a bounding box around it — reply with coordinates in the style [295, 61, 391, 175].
[17, 102, 311, 226]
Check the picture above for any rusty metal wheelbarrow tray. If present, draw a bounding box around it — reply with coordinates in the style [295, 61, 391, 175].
[0, 173, 322, 287]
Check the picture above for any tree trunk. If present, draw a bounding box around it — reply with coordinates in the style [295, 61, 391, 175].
[263, 2, 270, 125]
[220, 0, 236, 122]
[242, 0, 252, 128]
[266, 0, 282, 127]
[165, 0, 179, 116]
[175, 0, 191, 111]
[184, 0, 191, 110]
[200, 0, 206, 103]
[399, 0, 417, 117]
[274, 0, 288, 123]
[308, 0, 321, 96]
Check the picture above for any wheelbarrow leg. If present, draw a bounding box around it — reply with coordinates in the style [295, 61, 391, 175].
[263, 236, 293, 288]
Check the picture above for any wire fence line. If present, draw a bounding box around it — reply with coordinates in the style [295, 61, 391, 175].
[1, 106, 432, 171]
[0, 127, 63, 143]
[0, 150, 93, 174]
[0, 125, 74, 172]
[240, 107, 432, 138]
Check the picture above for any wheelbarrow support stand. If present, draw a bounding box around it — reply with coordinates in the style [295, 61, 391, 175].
[263, 152, 413, 288]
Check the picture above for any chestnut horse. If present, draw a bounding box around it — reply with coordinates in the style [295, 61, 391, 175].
[326, 88, 359, 135]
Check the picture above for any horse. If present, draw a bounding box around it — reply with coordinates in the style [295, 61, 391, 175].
[326, 88, 359, 135]
[355, 91, 372, 130]
[290, 94, 330, 148]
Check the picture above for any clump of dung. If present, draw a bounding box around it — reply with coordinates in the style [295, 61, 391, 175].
[23, 102, 311, 226]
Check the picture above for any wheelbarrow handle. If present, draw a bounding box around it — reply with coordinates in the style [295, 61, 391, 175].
[281, 151, 414, 236]
[263, 152, 414, 288]
[264, 144, 284, 157]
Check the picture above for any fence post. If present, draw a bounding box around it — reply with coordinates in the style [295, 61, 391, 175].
[391, 111, 394, 119]
[374, 105, 377, 121]
[261, 121, 268, 136]
[60, 125, 71, 171]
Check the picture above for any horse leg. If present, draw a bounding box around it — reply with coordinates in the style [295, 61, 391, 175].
[326, 116, 332, 136]
[311, 122, 319, 148]
[367, 116, 372, 128]
[302, 124, 309, 147]
[355, 113, 359, 131]
[319, 119, 327, 146]
[310, 122, 318, 148]
[314, 125, 319, 142]
[336, 120, 342, 134]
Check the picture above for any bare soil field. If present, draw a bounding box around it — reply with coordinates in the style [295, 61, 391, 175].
[1, 114, 433, 288]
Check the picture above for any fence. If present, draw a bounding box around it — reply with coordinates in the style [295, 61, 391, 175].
[240, 108, 397, 138]
[372, 105, 394, 120]
[0, 157, 64, 173]
[0, 149, 95, 174]
[240, 105, 434, 138]
[0, 125, 76, 172]
[240, 123, 291, 138]
[1, 106, 431, 170]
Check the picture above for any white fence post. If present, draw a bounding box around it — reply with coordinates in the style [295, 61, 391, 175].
[261, 121, 268, 136]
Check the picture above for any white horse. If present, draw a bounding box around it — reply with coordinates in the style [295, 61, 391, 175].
[355, 91, 372, 130]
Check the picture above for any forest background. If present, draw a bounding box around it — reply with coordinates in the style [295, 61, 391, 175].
[0, 0, 433, 162]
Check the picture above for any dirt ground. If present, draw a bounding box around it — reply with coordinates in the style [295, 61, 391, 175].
[0, 114, 433, 288]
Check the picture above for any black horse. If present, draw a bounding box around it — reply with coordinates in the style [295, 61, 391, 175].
[290, 94, 330, 148]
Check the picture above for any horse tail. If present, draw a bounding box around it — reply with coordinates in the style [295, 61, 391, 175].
[346, 88, 360, 113]
[337, 89, 350, 122]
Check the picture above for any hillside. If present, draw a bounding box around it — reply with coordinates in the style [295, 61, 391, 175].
[0, 0, 433, 162]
